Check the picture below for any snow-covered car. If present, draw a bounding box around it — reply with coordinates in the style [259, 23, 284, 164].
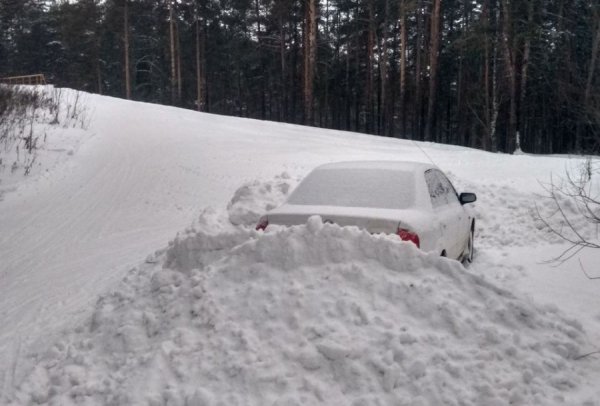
[256, 161, 477, 261]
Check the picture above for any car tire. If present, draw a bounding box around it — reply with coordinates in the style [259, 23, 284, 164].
[463, 226, 474, 264]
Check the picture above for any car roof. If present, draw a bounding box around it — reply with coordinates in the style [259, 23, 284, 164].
[313, 160, 438, 173]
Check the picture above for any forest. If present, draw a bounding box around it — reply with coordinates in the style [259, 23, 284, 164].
[1, 0, 599, 154]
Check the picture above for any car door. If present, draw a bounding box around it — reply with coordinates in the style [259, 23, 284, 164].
[424, 169, 466, 258]
[436, 170, 470, 258]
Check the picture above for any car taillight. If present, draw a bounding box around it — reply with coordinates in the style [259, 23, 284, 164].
[256, 217, 269, 231]
[397, 227, 420, 248]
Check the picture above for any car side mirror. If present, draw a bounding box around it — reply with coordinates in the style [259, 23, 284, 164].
[459, 192, 477, 205]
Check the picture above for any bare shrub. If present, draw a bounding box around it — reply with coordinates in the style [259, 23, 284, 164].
[0, 85, 89, 176]
[536, 158, 600, 264]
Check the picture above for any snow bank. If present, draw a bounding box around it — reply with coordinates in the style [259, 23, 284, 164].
[165, 174, 300, 272]
[10, 210, 593, 405]
[226, 172, 298, 226]
[164, 207, 254, 272]
[448, 173, 599, 249]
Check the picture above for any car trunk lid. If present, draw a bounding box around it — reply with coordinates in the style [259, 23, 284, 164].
[266, 204, 422, 235]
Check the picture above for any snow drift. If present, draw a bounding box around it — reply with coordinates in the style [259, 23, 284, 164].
[10, 199, 592, 405]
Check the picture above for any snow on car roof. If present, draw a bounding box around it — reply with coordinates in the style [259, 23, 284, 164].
[314, 160, 438, 172]
[287, 161, 434, 210]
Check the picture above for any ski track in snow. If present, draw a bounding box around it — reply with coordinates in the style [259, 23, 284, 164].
[1, 88, 600, 403]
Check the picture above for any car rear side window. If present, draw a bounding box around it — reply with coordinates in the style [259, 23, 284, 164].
[425, 169, 459, 208]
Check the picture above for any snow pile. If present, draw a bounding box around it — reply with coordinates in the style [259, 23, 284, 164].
[448, 174, 591, 249]
[226, 172, 298, 226]
[10, 212, 593, 405]
[532, 174, 600, 248]
[468, 183, 560, 247]
[166, 172, 299, 272]
[449, 160, 600, 252]
[164, 208, 254, 272]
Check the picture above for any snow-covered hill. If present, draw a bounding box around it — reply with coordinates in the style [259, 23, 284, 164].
[1, 88, 599, 404]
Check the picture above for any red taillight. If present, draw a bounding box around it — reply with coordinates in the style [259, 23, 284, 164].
[397, 228, 420, 248]
[256, 217, 269, 231]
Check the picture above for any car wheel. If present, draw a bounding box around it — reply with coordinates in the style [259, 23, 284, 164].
[463, 227, 474, 264]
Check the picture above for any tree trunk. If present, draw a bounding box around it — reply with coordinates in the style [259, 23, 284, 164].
[519, 0, 534, 152]
[455, 0, 469, 146]
[354, 2, 361, 131]
[501, 0, 517, 152]
[169, 0, 177, 105]
[176, 21, 182, 104]
[196, 18, 201, 111]
[380, 0, 390, 136]
[96, 31, 102, 95]
[399, 0, 407, 138]
[424, 0, 441, 142]
[323, 0, 331, 127]
[97, 61, 102, 95]
[291, 19, 300, 122]
[578, 13, 600, 151]
[365, 0, 375, 134]
[490, 0, 500, 153]
[123, 0, 131, 100]
[585, 16, 600, 105]
[482, 0, 491, 150]
[355, 19, 360, 131]
[346, 26, 351, 130]
[255, 0, 266, 119]
[195, 12, 206, 112]
[303, 0, 317, 125]
[279, 14, 287, 121]
[414, 0, 423, 139]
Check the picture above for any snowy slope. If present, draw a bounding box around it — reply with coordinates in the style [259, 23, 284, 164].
[1, 88, 599, 404]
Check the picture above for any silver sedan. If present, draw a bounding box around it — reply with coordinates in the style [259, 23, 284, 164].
[257, 161, 477, 262]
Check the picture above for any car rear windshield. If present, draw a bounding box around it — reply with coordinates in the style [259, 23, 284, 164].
[287, 168, 415, 209]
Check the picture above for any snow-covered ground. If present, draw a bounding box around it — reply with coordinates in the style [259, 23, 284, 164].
[1, 88, 599, 404]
